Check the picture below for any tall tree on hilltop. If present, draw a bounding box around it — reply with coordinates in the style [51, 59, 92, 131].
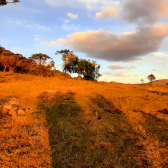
[0, 0, 20, 6]
[55, 49, 76, 77]
[147, 74, 156, 86]
[30, 53, 51, 67]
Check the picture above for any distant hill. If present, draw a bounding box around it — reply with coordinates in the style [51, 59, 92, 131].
[107, 79, 168, 86]
[136, 79, 168, 86]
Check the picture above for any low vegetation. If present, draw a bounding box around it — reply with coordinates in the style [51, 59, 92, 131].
[0, 72, 168, 168]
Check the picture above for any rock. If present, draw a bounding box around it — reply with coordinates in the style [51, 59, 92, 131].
[3, 103, 19, 116]
[17, 108, 26, 116]
[2, 98, 20, 116]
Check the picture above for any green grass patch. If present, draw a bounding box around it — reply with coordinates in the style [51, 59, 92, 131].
[38, 92, 146, 167]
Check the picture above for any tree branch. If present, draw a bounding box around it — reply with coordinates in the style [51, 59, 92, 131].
[0, 0, 20, 4]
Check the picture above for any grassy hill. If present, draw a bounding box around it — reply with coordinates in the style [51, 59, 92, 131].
[0, 72, 168, 168]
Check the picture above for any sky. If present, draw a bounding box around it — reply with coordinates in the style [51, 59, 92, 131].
[0, 0, 168, 84]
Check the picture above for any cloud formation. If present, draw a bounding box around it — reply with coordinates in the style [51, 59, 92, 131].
[6, 20, 22, 25]
[96, 6, 119, 20]
[107, 64, 136, 70]
[121, 0, 168, 25]
[44, 0, 120, 11]
[64, 19, 70, 23]
[35, 24, 52, 31]
[41, 23, 168, 62]
[103, 71, 131, 77]
[61, 24, 81, 31]
[67, 13, 78, 19]
[34, 38, 40, 41]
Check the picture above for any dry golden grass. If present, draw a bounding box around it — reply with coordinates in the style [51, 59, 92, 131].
[0, 72, 168, 167]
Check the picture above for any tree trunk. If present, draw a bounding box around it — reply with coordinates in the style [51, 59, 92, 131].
[3, 66, 6, 72]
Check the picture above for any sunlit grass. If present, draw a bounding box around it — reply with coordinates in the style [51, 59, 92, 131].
[0, 72, 168, 167]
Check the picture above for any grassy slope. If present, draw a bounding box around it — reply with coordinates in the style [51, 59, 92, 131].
[0, 72, 168, 168]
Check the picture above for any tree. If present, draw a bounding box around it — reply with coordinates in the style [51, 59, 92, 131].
[55, 49, 75, 76]
[147, 74, 156, 86]
[0, 0, 20, 6]
[141, 79, 144, 85]
[30, 53, 51, 67]
[0, 50, 14, 71]
[16, 58, 37, 74]
[76, 59, 102, 80]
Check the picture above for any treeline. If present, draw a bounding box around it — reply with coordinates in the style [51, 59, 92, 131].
[0, 47, 101, 80]
[0, 46, 58, 77]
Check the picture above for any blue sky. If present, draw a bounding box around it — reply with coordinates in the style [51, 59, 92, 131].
[1, 0, 168, 83]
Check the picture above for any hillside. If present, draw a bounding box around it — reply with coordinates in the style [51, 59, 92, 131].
[144, 79, 168, 86]
[0, 72, 168, 168]
[108, 79, 168, 86]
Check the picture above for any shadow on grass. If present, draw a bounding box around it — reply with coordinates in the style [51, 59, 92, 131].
[157, 108, 168, 115]
[38, 91, 160, 167]
[142, 113, 168, 145]
[89, 94, 148, 167]
[38, 91, 97, 167]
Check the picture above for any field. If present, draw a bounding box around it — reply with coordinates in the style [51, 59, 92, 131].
[0, 72, 168, 168]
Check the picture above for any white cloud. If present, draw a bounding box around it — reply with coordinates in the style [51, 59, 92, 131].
[34, 38, 40, 41]
[44, 0, 120, 11]
[149, 52, 168, 60]
[6, 20, 22, 25]
[113, 71, 131, 77]
[35, 24, 52, 31]
[42, 23, 168, 62]
[61, 24, 81, 31]
[67, 13, 78, 19]
[35, 34, 39, 37]
[152, 69, 157, 71]
[107, 64, 136, 70]
[64, 19, 71, 23]
[133, 60, 143, 66]
[41, 39, 67, 47]
[96, 6, 119, 20]
[103, 71, 131, 77]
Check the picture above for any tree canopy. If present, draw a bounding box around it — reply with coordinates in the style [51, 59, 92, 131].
[0, 46, 102, 80]
[0, 0, 20, 6]
[76, 59, 102, 80]
[147, 74, 156, 86]
[55, 49, 75, 76]
[30, 53, 51, 67]
[55, 49, 102, 80]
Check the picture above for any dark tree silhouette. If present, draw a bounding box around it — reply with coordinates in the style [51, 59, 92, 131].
[147, 74, 156, 86]
[0, 0, 20, 6]
[141, 79, 144, 85]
